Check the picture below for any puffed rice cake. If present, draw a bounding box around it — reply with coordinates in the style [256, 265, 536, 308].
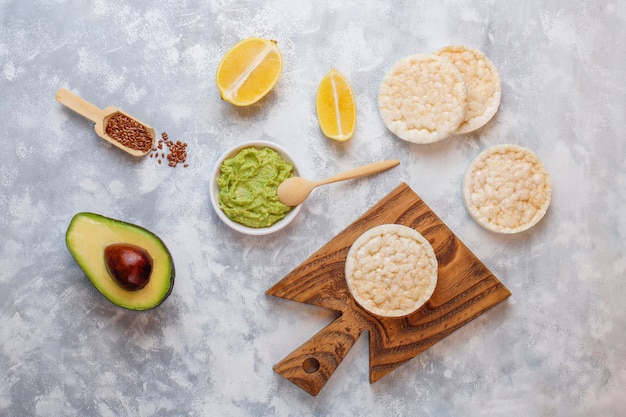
[436, 45, 501, 134]
[378, 54, 468, 144]
[345, 224, 438, 317]
[463, 144, 552, 233]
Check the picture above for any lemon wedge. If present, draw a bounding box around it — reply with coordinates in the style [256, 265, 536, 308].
[216, 38, 283, 106]
[316, 69, 356, 141]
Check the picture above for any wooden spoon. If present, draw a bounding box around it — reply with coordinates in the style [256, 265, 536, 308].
[55, 88, 155, 157]
[277, 159, 400, 206]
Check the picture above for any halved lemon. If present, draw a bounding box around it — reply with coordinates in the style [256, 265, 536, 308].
[316, 69, 356, 141]
[216, 38, 283, 106]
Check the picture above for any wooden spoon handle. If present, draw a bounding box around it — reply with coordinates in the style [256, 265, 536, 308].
[55, 88, 104, 123]
[316, 159, 400, 186]
[272, 312, 366, 396]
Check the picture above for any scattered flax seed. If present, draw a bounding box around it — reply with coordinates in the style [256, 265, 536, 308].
[149, 131, 189, 168]
[105, 112, 153, 152]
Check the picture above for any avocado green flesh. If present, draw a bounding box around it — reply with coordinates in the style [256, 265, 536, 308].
[66, 212, 174, 311]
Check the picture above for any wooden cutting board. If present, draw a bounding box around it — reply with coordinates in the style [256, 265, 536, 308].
[266, 182, 511, 396]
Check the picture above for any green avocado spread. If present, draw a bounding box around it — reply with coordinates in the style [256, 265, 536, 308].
[217, 147, 294, 228]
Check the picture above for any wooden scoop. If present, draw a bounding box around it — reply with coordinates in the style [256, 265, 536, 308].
[55, 88, 155, 157]
[277, 159, 400, 206]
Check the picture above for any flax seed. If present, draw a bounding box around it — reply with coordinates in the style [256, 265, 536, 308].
[104, 112, 153, 152]
[148, 131, 189, 168]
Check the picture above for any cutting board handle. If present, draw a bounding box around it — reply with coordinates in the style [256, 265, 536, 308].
[272, 312, 366, 396]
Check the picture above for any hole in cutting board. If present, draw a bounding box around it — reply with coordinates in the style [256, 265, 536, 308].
[302, 358, 320, 373]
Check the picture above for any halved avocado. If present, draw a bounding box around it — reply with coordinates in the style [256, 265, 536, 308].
[66, 212, 175, 311]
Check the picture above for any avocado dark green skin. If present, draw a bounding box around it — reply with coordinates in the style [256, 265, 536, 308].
[66, 212, 175, 311]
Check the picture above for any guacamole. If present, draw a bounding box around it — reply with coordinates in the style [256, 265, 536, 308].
[217, 147, 294, 228]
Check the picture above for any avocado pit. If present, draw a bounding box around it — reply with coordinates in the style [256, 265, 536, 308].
[104, 243, 153, 291]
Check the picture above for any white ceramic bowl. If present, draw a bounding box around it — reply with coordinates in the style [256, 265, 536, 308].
[209, 140, 302, 235]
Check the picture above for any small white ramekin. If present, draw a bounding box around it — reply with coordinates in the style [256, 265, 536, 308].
[209, 140, 302, 235]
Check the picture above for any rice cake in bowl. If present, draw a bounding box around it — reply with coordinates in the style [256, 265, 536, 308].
[436, 45, 501, 134]
[378, 54, 467, 144]
[344, 224, 438, 318]
[463, 144, 552, 233]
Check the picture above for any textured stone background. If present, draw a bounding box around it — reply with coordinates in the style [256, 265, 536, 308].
[1, 1, 624, 416]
